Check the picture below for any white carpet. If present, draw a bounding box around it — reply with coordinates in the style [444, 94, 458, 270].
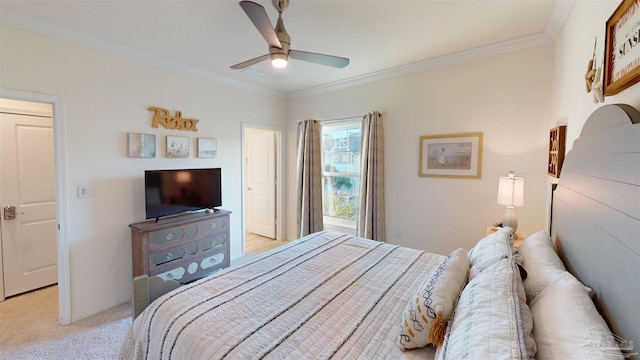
[0, 285, 131, 359]
[0, 238, 284, 359]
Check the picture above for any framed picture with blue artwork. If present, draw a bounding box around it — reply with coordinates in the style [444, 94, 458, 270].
[127, 133, 156, 158]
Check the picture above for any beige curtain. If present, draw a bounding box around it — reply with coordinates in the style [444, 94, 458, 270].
[357, 111, 385, 241]
[296, 120, 324, 238]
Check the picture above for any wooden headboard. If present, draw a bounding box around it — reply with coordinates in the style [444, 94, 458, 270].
[552, 104, 639, 357]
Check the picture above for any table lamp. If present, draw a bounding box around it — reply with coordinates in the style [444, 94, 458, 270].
[497, 171, 524, 230]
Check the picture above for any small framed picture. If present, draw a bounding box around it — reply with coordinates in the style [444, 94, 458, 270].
[166, 135, 189, 158]
[419, 132, 483, 179]
[128, 133, 156, 158]
[548, 126, 566, 178]
[198, 138, 217, 158]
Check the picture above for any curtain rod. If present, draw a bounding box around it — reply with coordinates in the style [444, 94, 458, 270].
[297, 115, 363, 124]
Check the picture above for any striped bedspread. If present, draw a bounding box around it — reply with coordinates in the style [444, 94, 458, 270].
[119, 231, 443, 359]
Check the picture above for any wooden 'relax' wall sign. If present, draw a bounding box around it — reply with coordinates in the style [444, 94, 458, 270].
[148, 106, 199, 132]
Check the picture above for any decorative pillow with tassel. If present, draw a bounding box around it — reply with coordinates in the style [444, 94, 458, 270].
[397, 248, 469, 351]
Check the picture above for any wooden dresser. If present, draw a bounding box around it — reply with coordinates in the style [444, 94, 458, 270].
[130, 210, 231, 284]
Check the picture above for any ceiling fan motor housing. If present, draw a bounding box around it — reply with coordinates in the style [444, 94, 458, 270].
[272, 0, 288, 13]
[271, 14, 290, 56]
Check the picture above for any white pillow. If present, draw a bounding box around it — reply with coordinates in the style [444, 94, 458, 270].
[437, 257, 536, 359]
[530, 272, 624, 360]
[468, 227, 513, 265]
[397, 248, 469, 350]
[516, 231, 566, 302]
[468, 254, 507, 280]
[467, 227, 514, 280]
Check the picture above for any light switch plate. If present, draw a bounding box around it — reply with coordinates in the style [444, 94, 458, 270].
[78, 185, 95, 198]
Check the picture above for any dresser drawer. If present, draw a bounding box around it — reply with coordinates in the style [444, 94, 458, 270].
[196, 217, 228, 237]
[154, 266, 186, 282]
[152, 250, 227, 283]
[150, 246, 186, 267]
[149, 234, 227, 269]
[200, 252, 226, 270]
[148, 224, 198, 249]
[147, 218, 227, 251]
[198, 233, 227, 253]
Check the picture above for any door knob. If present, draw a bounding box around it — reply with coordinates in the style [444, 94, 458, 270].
[4, 206, 24, 220]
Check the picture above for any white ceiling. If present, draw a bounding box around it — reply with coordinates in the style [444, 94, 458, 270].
[0, 0, 573, 98]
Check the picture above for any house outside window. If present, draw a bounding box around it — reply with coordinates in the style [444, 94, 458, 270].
[321, 120, 361, 232]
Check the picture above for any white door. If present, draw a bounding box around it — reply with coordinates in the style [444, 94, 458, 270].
[246, 130, 276, 238]
[0, 111, 57, 297]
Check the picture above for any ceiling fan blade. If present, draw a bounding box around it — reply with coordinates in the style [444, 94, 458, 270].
[289, 50, 349, 68]
[239, 0, 282, 49]
[230, 54, 270, 70]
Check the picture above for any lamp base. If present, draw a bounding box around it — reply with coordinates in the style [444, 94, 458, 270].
[502, 207, 518, 231]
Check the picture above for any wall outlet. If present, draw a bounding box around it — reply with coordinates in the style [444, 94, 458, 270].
[78, 185, 95, 198]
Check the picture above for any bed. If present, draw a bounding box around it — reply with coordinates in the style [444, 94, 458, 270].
[119, 104, 639, 360]
[120, 231, 443, 359]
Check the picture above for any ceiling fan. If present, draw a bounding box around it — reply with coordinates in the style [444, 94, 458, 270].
[231, 0, 349, 70]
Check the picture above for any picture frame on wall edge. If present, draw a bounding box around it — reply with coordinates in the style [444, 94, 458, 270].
[198, 138, 218, 158]
[418, 132, 483, 179]
[603, 0, 640, 96]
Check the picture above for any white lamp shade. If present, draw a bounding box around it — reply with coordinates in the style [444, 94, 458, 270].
[497, 174, 524, 207]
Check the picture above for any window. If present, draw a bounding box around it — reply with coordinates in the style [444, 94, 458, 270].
[321, 120, 361, 230]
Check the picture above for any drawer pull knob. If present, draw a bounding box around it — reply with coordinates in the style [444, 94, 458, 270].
[166, 273, 173, 279]
[166, 233, 173, 240]
[209, 223, 217, 229]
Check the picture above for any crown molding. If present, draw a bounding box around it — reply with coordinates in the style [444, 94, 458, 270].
[0, 9, 286, 99]
[288, 1, 574, 99]
[2, 1, 573, 101]
[544, 0, 575, 40]
[287, 32, 552, 99]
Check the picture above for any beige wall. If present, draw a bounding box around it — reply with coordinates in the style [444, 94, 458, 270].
[1, 0, 639, 323]
[284, 1, 640, 255]
[549, 0, 640, 145]
[547, 0, 640, 231]
[0, 25, 286, 321]
[286, 45, 554, 255]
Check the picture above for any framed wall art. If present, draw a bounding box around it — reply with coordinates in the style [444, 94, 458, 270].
[419, 132, 483, 179]
[198, 138, 217, 158]
[166, 135, 189, 158]
[548, 125, 566, 178]
[127, 133, 156, 158]
[603, 0, 640, 96]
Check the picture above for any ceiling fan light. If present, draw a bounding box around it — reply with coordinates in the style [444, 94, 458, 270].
[271, 53, 288, 69]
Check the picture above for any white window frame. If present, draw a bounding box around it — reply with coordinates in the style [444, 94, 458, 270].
[321, 119, 361, 230]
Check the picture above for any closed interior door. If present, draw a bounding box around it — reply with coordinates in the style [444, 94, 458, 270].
[1, 111, 57, 297]
[246, 130, 276, 239]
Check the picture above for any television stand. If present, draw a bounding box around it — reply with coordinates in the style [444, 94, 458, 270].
[130, 210, 231, 284]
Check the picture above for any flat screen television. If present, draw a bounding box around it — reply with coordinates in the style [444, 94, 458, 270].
[145, 168, 222, 220]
